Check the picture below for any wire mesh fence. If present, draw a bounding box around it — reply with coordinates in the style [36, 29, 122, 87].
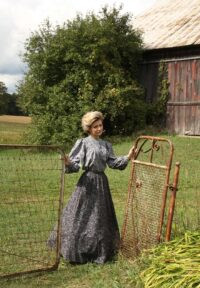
[120, 136, 179, 259]
[0, 145, 65, 278]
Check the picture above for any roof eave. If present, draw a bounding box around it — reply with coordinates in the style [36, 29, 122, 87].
[142, 43, 200, 62]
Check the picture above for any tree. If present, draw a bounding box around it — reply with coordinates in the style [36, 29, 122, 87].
[7, 93, 23, 115]
[18, 6, 145, 145]
[0, 81, 9, 114]
[0, 81, 23, 115]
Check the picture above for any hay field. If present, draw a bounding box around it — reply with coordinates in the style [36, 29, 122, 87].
[0, 115, 31, 124]
[0, 115, 31, 144]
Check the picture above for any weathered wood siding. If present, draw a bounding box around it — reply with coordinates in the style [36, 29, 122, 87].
[140, 58, 200, 135]
[167, 59, 200, 135]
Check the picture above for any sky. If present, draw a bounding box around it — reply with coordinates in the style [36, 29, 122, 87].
[0, 0, 157, 93]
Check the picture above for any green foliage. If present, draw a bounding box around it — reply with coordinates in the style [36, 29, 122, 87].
[0, 81, 9, 114]
[0, 81, 22, 115]
[146, 62, 170, 126]
[7, 93, 23, 115]
[140, 231, 200, 288]
[18, 7, 145, 145]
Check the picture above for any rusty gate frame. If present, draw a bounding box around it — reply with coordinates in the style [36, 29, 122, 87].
[120, 136, 180, 257]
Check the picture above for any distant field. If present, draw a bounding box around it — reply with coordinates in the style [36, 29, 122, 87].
[0, 115, 31, 124]
[0, 115, 31, 144]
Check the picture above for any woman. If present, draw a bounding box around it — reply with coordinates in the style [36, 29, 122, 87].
[48, 111, 135, 264]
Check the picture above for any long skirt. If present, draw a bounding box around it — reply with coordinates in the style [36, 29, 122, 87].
[47, 171, 120, 264]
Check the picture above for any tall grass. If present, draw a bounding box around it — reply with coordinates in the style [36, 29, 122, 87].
[0, 117, 199, 287]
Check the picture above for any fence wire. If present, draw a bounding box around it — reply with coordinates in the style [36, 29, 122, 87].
[0, 145, 65, 278]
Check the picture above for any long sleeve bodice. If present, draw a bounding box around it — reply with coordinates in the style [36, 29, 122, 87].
[65, 135, 129, 173]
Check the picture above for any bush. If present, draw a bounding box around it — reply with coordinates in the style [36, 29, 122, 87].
[18, 6, 145, 145]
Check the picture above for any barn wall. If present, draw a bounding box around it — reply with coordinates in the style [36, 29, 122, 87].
[139, 57, 200, 135]
[167, 59, 200, 135]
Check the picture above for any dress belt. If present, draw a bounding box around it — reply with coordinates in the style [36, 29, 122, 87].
[84, 169, 104, 174]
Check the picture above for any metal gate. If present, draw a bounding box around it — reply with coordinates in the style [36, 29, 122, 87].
[0, 144, 65, 278]
[120, 136, 180, 258]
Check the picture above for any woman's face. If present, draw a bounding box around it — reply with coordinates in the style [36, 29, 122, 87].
[89, 119, 103, 139]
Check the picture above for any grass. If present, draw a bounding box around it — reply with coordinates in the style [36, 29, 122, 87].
[167, 135, 200, 235]
[1, 258, 143, 288]
[0, 116, 199, 287]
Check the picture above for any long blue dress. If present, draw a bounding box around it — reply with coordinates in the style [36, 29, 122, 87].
[48, 135, 129, 264]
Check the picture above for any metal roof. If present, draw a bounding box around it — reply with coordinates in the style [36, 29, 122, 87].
[133, 0, 200, 49]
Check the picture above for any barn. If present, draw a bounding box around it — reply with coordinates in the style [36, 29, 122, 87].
[133, 0, 200, 135]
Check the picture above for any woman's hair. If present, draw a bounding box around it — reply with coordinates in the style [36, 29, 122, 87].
[81, 111, 104, 133]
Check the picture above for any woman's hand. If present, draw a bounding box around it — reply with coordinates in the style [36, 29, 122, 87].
[127, 146, 137, 160]
[60, 154, 70, 165]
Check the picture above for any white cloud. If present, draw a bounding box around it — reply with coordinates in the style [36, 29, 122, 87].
[0, 0, 157, 93]
[0, 74, 23, 93]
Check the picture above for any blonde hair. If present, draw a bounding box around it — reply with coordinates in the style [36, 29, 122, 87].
[81, 111, 104, 133]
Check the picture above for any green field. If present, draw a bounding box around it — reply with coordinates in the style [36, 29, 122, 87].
[0, 117, 199, 287]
